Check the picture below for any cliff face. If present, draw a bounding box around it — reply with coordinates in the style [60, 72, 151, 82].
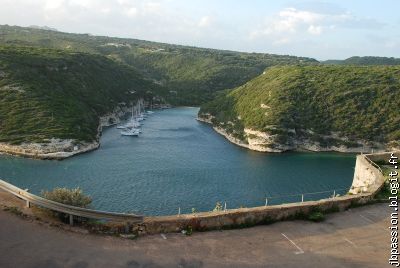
[198, 114, 393, 153]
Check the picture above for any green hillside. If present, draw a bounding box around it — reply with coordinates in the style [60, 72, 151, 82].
[0, 25, 317, 105]
[199, 65, 400, 150]
[0, 45, 160, 144]
[322, 56, 400, 65]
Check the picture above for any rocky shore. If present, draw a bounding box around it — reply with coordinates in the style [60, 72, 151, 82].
[0, 105, 132, 160]
[197, 115, 391, 154]
[0, 139, 100, 160]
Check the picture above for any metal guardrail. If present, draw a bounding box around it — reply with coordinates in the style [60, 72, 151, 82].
[0, 179, 143, 225]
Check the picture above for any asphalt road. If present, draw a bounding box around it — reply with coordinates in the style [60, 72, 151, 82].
[0, 203, 391, 268]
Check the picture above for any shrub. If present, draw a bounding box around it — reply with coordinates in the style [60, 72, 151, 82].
[213, 202, 223, 212]
[41, 187, 92, 224]
[308, 211, 325, 222]
[42, 187, 92, 208]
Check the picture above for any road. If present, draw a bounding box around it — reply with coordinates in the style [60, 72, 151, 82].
[0, 203, 391, 268]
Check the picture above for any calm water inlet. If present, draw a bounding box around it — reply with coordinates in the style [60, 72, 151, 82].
[0, 107, 355, 216]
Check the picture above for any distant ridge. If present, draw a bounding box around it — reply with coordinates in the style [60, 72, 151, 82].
[28, 25, 58, 32]
[322, 56, 400, 65]
[0, 24, 317, 106]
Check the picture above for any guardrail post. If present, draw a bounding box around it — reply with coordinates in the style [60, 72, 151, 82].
[24, 189, 30, 208]
[69, 214, 74, 226]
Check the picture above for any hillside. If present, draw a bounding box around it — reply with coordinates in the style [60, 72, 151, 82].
[199, 65, 400, 153]
[322, 56, 400, 65]
[0, 45, 161, 156]
[0, 25, 318, 105]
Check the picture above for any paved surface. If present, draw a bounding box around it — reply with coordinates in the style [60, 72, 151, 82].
[0, 203, 391, 268]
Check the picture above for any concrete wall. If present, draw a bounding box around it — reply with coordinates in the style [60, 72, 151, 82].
[349, 154, 383, 194]
[133, 152, 395, 235]
[138, 194, 374, 235]
[350, 152, 398, 194]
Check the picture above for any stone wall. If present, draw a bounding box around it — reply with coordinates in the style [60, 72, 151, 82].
[139, 194, 374, 235]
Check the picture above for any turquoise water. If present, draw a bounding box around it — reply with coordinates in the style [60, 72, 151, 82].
[0, 107, 355, 216]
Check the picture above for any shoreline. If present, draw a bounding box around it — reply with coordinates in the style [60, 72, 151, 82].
[196, 117, 251, 150]
[0, 108, 124, 160]
[0, 141, 100, 160]
[196, 116, 390, 154]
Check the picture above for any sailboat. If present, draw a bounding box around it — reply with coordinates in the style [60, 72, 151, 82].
[123, 106, 141, 128]
[119, 104, 141, 136]
[120, 128, 139, 136]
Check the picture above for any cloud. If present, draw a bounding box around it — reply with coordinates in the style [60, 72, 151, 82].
[198, 16, 212, 28]
[250, 6, 384, 40]
[0, 0, 396, 60]
[124, 7, 138, 17]
[308, 25, 322, 35]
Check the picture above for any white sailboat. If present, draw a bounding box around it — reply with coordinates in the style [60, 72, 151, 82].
[125, 106, 142, 128]
[120, 128, 140, 136]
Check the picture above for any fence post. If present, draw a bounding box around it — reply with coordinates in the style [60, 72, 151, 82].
[265, 197, 268, 206]
[125, 222, 130, 234]
[69, 214, 74, 226]
[301, 194, 304, 203]
[224, 202, 227, 211]
[178, 207, 181, 216]
[333, 190, 336, 198]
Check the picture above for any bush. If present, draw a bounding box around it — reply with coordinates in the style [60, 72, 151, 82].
[213, 202, 223, 212]
[308, 211, 325, 222]
[41, 187, 92, 224]
[42, 187, 92, 208]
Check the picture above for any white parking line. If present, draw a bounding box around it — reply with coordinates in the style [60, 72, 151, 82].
[359, 214, 374, 224]
[281, 233, 304, 255]
[344, 237, 357, 248]
[359, 214, 387, 232]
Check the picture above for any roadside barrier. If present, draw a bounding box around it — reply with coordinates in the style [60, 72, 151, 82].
[0, 179, 143, 225]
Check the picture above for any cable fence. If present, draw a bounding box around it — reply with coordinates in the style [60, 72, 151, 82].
[175, 186, 366, 216]
[264, 188, 349, 206]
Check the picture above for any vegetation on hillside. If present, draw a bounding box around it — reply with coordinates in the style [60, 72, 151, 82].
[322, 56, 400, 66]
[0, 25, 318, 105]
[0, 45, 160, 144]
[200, 65, 400, 148]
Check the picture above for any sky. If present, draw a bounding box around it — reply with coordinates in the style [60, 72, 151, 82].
[0, 0, 399, 60]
